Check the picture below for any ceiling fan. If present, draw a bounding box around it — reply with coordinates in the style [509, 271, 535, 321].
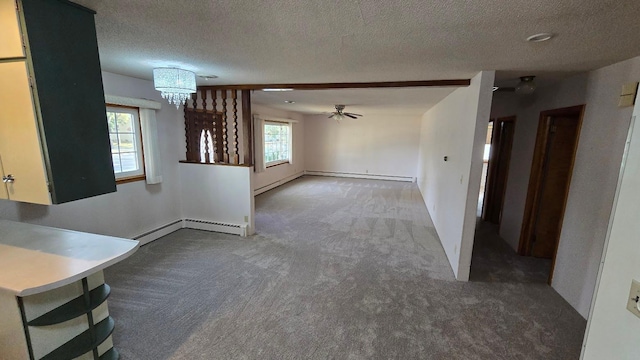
[328, 105, 362, 120]
[494, 76, 536, 95]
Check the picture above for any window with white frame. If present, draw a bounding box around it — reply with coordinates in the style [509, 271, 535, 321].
[264, 121, 291, 166]
[106, 106, 145, 180]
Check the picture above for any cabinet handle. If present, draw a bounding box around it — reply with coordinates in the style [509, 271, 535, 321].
[2, 174, 15, 183]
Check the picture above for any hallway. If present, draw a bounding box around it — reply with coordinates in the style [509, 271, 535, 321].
[471, 221, 553, 283]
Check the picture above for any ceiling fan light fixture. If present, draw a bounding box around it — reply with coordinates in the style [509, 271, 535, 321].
[515, 76, 536, 95]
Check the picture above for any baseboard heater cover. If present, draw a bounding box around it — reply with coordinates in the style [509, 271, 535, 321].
[304, 171, 415, 182]
[254, 171, 304, 195]
[184, 219, 248, 237]
[133, 219, 183, 246]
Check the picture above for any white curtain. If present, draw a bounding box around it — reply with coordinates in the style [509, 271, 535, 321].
[253, 114, 265, 173]
[288, 123, 294, 166]
[139, 108, 163, 184]
[105, 94, 163, 185]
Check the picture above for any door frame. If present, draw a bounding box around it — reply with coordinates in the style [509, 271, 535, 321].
[518, 104, 585, 283]
[482, 116, 516, 224]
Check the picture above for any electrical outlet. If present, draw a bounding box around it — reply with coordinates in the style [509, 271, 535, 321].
[244, 216, 248, 223]
[454, 244, 458, 254]
[627, 279, 640, 319]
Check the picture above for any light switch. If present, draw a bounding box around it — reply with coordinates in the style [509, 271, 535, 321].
[627, 279, 640, 319]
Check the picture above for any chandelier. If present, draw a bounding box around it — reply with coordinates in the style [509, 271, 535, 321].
[153, 68, 196, 108]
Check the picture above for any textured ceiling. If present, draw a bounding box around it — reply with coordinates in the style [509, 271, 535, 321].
[74, 0, 640, 112]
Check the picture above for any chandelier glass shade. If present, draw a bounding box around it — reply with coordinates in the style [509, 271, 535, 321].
[153, 68, 196, 108]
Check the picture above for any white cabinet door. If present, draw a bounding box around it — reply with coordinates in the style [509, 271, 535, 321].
[0, 61, 50, 204]
[0, 0, 25, 59]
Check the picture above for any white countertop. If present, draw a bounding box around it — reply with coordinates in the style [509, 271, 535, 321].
[0, 220, 139, 296]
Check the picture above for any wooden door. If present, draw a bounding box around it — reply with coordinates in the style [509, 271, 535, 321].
[0, 61, 51, 204]
[519, 105, 584, 281]
[530, 116, 580, 257]
[483, 116, 516, 224]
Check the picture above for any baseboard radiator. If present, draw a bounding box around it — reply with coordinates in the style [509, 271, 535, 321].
[304, 170, 415, 182]
[183, 218, 248, 237]
[133, 220, 184, 246]
[254, 171, 304, 195]
[133, 218, 248, 246]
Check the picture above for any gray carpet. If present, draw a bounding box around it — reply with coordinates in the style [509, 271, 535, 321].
[105, 176, 586, 359]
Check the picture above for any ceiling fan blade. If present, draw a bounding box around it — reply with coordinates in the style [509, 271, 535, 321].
[345, 114, 357, 119]
[328, 114, 335, 118]
[345, 112, 362, 117]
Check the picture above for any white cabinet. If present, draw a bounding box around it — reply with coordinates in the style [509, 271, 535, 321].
[0, 0, 24, 59]
[0, 61, 51, 204]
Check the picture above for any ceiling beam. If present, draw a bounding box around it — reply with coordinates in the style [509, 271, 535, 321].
[197, 79, 470, 91]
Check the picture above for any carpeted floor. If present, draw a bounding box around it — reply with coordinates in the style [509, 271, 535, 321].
[105, 176, 586, 359]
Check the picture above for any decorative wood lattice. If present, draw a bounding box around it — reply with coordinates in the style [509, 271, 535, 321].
[183, 89, 253, 165]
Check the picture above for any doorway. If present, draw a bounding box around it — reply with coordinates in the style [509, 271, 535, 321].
[519, 105, 585, 283]
[477, 121, 494, 216]
[482, 116, 516, 224]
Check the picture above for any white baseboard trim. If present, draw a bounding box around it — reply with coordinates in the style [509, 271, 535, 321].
[133, 220, 184, 246]
[254, 171, 305, 195]
[184, 218, 248, 237]
[304, 170, 415, 182]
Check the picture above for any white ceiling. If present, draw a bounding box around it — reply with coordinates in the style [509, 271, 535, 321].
[74, 0, 640, 113]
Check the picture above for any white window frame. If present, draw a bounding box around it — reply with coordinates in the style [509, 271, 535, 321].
[263, 121, 291, 167]
[106, 105, 145, 180]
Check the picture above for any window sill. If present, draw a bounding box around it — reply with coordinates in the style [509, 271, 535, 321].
[266, 161, 290, 168]
[116, 175, 146, 185]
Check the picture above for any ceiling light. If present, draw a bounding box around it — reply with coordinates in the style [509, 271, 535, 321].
[515, 76, 536, 95]
[284, 100, 295, 104]
[526, 33, 554, 42]
[262, 88, 293, 92]
[153, 68, 196, 108]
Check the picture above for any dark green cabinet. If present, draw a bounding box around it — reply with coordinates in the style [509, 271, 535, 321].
[0, 0, 116, 204]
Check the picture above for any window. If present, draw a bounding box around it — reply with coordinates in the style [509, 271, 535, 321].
[264, 122, 291, 166]
[107, 106, 145, 181]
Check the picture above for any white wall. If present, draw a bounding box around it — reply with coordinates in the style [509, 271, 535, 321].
[582, 93, 640, 359]
[492, 56, 640, 318]
[252, 104, 305, 192]
[179, 163, 254, 233]
[303, 111, 421, 179]
[417, 71, 495, 280]
[0, 72, 183, 239]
